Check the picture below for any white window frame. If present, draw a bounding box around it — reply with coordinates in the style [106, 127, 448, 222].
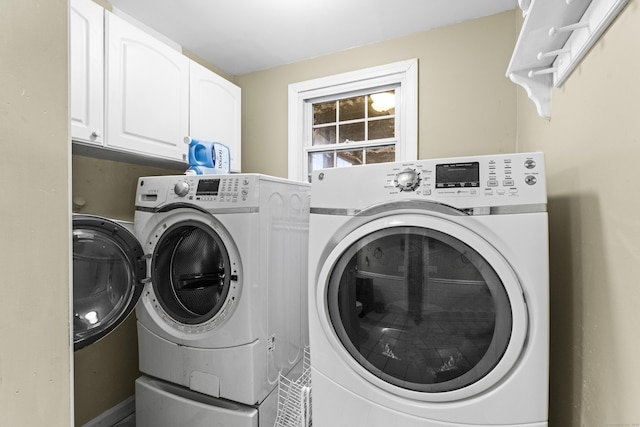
[288, 59, 418, 181]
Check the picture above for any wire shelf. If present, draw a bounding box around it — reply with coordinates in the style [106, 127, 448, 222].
[274, 348, 312, 427]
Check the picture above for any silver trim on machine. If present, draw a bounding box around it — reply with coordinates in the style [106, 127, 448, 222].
[310, 200, 547, 216]
[136, 203, 260, 215]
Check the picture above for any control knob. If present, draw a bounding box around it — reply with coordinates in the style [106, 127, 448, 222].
[174, 181, 190, 197]
[394, 168, 421, 192]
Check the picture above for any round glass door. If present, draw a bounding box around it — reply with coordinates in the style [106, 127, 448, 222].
[151, 220, 233, 325]
[327, 225, 514, 393]
[73, 215, 146, 351]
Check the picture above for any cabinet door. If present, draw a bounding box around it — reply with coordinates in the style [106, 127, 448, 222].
[189, 61, 242, 172]
[106, 12, 189, 163]
[70, 0, 104, 145]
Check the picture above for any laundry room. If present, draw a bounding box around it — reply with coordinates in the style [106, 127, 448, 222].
[2, 0, 640, 427]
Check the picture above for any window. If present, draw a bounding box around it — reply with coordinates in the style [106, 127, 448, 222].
[288, 59, 418, 182]
[309, 89, 397, 175]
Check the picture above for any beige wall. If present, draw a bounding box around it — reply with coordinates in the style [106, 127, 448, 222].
[236, 11, 517, 177]
[0, 0, 72, 426]
[516, 2, 640, 426]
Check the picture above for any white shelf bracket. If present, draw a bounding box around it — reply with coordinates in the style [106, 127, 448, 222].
[506, 0, 629, 118]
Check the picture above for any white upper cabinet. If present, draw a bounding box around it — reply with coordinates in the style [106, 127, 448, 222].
[69, 0, 241, 170]
[189, 60, 242, 172]
[105, 12, 189, 163]
[70, 0, 104, 145]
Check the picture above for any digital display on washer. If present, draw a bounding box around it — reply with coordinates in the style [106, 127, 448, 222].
[436, 162, 480, 188]
[196, 179, 221, 196]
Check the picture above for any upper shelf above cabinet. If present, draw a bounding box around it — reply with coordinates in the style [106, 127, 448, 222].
[506, 0, 629, 118]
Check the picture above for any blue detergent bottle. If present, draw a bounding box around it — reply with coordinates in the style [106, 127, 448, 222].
[184, 137, 230, 175]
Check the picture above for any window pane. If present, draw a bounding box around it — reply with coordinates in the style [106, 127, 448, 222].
[314, 101, 336, 125]
[369, 90, 396, 117]
[366, 145, 395, 164]
[337, 149, 363, 167]
[308, 151, 334, 174]
[368, 118, 395, 140]
[313, 126, 336, 146]
[339, 122, 365, 143]
[339, 96, 365, 121]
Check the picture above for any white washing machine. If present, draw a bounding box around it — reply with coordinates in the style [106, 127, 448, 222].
[308, 152, 549, 427]
[133, 174, 310, 407]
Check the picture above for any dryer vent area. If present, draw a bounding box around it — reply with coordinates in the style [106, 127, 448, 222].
[327, 226, 513, 393]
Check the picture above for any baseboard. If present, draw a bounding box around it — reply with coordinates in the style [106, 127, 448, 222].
[81, 396, 135, 427]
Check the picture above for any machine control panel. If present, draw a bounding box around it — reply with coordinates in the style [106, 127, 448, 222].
[311, 152, 545, 211]
[137, 175, 258, 208]
[386, 156, 542, 196]
[189, 176, 252, 203]
[305, 152, 547, 211]
[380, 153, 545, 204]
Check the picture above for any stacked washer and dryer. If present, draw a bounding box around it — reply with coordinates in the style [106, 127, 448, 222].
[307, 152, 549, 427]
[72, 173, 310, 427]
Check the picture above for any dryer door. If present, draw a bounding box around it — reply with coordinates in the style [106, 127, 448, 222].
[73, 215, 146, 351]
[317, 213, 528, 401]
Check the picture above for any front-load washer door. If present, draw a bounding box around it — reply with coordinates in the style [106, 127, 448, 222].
[145, 209, 241, 330]
[73, 215, 146, 351]
[317, 213, 528, 402]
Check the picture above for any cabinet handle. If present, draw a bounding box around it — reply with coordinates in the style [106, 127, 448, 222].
[91, 131, 101, 138]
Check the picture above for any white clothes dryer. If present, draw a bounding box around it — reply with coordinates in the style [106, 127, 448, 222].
[308, 153, 549, 427]
[133, 174, 310, 406]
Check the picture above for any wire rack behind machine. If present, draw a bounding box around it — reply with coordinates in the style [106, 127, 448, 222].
[274, 348, 312, 427]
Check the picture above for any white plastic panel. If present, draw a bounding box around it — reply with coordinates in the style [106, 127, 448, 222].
[135, 376, 257, 427]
